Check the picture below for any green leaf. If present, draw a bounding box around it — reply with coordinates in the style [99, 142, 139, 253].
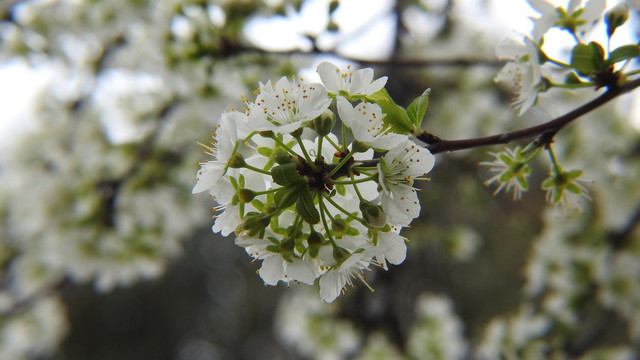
[275, 183, 303, 209]
[271, 163, 303, 186]
[407, 89, 430, 131]
[296, 187, 320, 224]
[608, 44, 640, 65]
[365, 87, 394, 103]
[570, 42, 606, 75]
[376, 100, 413, 135]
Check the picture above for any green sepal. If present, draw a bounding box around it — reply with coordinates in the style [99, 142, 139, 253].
[516, 173, 530, 191]
[308, 246, 319, 258]
[345, 226, 360, 237]
[567, 182, 583, 194]
[567, 169, 583, 178]
[607, 44, 640, 65]
[570, 42, 606, 76]
[541, 177, 555, 190]
[296, 187, 320, 224]
[564, 72, 583, 84]
[271, 163, 304, 186]
[251, 198, 265, 212]
[406, 88, 430, 132]
[266, 245, 280, 253]
[257, 147, 272, 157]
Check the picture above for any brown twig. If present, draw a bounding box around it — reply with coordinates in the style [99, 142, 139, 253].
[420, 78, 640, 154]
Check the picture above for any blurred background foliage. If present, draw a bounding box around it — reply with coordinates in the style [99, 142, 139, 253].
[0, 0, 639, 359]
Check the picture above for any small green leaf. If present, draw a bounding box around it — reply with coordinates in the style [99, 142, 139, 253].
[271, 163, 303, 186]
[275, 183, 303, 209]
[296, 187, 320, 224]
[365, 87, 394, 103]
[407, 88, 430, 131]
[376, 100, 413, 135]
[608, 44, 640, 65]
[570, 42, 606, 75]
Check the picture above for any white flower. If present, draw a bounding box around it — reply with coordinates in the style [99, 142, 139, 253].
[373, 228, 407, 270]
[191, 111, 244, 194]
[494, 36, 542, 115]
[316, 61, 387, 97]
[527, 0, 606, 41]
[236, 211, 324, 286]
[480, 146, 534, 200]
[376, 140, 435, 226]
[336, 96, 405, 151]
[210, 170, 267, 237]
[252, 76, 331, 134]
[319, 250, 373, 303]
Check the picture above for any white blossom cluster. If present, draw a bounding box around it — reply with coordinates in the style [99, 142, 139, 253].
[1, 0, 640, 359]
[275, 289, 468, 360]
[0, 1, 287, 358]
[494, 0, 616, 116]
[193, 61, 435, 302]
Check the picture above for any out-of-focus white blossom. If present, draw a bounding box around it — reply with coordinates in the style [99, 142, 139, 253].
[406, 294, 468, 360]
[527, 0, 606, 41]
[494, 37, 543, 115]
[317, 61, 388, 98]
[275, 288, 361, 360]
[0, 296, 69, 360]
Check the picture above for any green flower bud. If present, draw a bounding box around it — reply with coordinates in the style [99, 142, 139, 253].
[307, 230, 324, 246]
[329, 0, 339, 14]
[332, 217, 347, 233]
[351, 140, 370, 154]
[227, 153, 246, 168]
[274, 149, 292, 164]
[259, 130, 274, 138]
[313, 109, 336, 136]
[290, 127, 304, 138]
[332, 246, 351, 264]
[240, 212, 271, 238]
[359, 200, 387, 228]
[237, 188, 256, 203]
[606, 3, 629, 38]
[281, 238, 295, 252]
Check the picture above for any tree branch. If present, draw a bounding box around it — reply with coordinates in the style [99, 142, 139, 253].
[420, 78, 640, 155]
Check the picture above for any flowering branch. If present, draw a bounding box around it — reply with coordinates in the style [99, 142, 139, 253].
[420, 77, 640, 154]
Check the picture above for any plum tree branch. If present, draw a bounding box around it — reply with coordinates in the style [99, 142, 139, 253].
[419, 78, 640, 155]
